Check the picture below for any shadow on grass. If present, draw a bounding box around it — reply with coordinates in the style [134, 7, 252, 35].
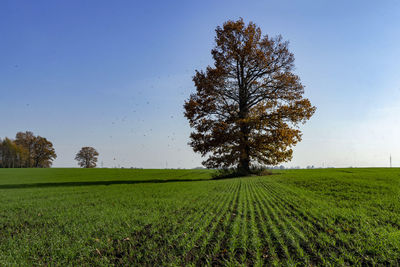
[0, 179, 209, 190]
[211, 168, 276, 180]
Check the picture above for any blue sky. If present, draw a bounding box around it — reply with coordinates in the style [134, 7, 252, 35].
[1, 0, 400, 168]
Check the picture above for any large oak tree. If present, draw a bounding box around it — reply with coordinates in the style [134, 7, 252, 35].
[184, 19, 316, 174]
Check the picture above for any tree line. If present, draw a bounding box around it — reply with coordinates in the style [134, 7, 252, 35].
[0, 131, 57, 168]
[0, 131, 99, 168]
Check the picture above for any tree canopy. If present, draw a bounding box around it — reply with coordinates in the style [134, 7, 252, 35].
[75, 147, 99, 168]
[0, 131, 57, 168]
[184, 18, 316, 174]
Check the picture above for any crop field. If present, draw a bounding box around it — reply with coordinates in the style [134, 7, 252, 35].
[1, 168, 400, 265]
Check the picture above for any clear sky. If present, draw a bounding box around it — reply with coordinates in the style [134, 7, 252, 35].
[1, 0, 400, 168]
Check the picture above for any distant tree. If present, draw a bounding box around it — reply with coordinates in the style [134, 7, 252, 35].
[184, 18, 316, 175]
[32, 136, 57, 168]
[15, 131, 36, 167]
[0, 138, 15, 168]
[75, 147, 99, 168]
[0, 138, 27, 168]
[0, 132, 56, 168]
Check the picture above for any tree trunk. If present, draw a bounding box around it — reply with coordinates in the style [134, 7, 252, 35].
[238, 155, 250, 175]
[237, 122, 251, 175]
[238, 74, 251, 176]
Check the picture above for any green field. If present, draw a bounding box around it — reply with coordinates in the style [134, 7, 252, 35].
[1, 168, 400, 265]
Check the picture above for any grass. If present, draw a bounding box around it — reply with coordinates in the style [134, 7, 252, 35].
[0, 168, 400, 265]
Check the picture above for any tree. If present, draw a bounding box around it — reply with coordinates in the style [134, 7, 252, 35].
[0, 138, 28, 168]
[75, 147, 99, 168]
[184, 19, 316, 175]
[0, 132, 56, 168]
[32, 136, 57, 168]
[15, 131, 35, 167]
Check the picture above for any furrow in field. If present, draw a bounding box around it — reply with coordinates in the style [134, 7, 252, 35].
[250, 179, 289, 264]
[173, 182, 234, 247]
[244, 180, 261, 266]
[247, 180, 284, 266]
[201, 179, 242, 266]
[182, 180, 240, 265]
[255, 180, 321, 265]
[236, 181, 250, 264]
[259, 182, 341, 256]
[100, 183, 237, 266]
[260, 181, 329, 230]
[182, 182, 236, 249]
[227, 180, 246, 265]
[142, 182, 234, 264]
[251, 189, 278, 265]
[251, 179, 303, 264]
[259, 180, 355, 264]
[262, 181, 354, 237]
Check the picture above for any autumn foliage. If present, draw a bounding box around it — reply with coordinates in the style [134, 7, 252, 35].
[0, 131, 57, 168]
[184, 19, 316, 174]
